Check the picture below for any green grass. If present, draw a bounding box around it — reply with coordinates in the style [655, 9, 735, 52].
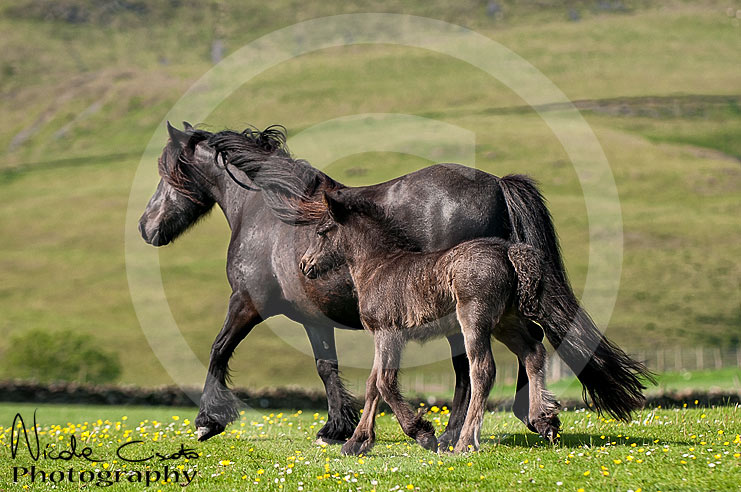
[0, 403, 739, 490]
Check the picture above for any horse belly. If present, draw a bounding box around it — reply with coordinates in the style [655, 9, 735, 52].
[403, 315, 461, 342]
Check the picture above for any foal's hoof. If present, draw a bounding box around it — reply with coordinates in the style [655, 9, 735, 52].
[416, 433, 438, 452]
[453, 439, 479, 454]
[196, 424, 225, 442]
[437, 430, 459, 451]
[341, 438, 373, 456]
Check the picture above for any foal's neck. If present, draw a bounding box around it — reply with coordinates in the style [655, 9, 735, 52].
[342, 215, 417, 272]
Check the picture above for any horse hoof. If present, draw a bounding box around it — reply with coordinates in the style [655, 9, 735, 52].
[416, 433, 438, 452]
[316, 419, 356, 443]
[453, 441, 479, 454]
[196, 424, 225, 441]
[315, 437, 346, 446]
[437, 431, 459, 451]
[341, 439, 372, 456]
[196, 427, 210, 441]
[533, 416, 560, 443]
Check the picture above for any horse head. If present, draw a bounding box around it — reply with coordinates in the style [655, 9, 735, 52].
[138, 122, 216, 246]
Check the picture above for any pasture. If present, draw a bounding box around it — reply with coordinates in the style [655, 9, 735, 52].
[0, 403, 739, 490]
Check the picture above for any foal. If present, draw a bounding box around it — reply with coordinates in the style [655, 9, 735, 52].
[299, 190, 561, 454]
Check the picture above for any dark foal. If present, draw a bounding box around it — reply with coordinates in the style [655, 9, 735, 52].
[298, 190, 654, 454]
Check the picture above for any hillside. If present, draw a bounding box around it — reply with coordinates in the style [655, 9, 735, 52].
[0, 0, 739, 391]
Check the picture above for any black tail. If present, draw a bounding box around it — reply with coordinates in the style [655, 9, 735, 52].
[500, 174, 655, 421]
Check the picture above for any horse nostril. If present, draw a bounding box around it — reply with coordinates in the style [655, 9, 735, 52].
[299, 259, 307, 273]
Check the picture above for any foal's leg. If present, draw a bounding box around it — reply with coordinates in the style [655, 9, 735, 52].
[196, 291, 261, 441]
[494, 318, 560, 442]
[513, 320, 544, 433]
[453, 302, 497, 453]
[304, 324, 359, 443]
[438, 333, 472, 450]
[341, 366, 380, 456]
[374, 332, 437, 452]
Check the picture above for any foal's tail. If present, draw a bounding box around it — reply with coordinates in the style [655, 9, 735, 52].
[506, 243, 543, 319]
[500, 175, 654, 422]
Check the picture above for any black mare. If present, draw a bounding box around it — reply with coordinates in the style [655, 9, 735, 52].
[139, 122, 570, 443]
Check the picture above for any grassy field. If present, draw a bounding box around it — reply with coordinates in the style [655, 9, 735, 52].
[0, 403, 739, 490]
[0, 0, 739, 390]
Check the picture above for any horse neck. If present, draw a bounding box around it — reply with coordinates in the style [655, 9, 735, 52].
[342, 217, 406, 273]
[191, 153, 260, 231]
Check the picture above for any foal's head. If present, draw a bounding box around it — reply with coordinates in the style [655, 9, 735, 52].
[138, 122, 217, 246]
[299, 190, 419, 278]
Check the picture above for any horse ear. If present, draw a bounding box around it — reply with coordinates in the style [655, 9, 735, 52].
[182, 121, 194, 131]
[166, 121, 190, 148]
[323, 191, 350, 223]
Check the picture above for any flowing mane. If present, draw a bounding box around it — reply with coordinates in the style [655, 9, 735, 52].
[208, 126, 342, 224]
[159, 128, 213, 204]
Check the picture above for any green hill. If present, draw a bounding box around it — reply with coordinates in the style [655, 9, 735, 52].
[0, 0, 738, 392]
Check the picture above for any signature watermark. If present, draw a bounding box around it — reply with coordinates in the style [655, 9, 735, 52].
[9, 411, 198, 487]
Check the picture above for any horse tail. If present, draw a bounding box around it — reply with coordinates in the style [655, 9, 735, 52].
[499, 174, 654, 421]
[506, 243, 542, 318]
[498, 174, 568, 285]
[532, 266, 655, 422]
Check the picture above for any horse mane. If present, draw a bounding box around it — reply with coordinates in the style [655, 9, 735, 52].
[159, 128, 213, 204]
[208, 126, 342, 224]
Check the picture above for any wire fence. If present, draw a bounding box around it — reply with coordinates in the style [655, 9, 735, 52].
[389, 346, 741, 396]
[544, 346, 741, 383]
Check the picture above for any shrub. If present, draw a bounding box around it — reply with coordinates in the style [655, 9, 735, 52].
[2, 328, 121, 384]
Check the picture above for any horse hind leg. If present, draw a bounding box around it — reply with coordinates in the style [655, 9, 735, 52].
[495, 317, 560, 442]
[373, 332, 437, 452]
[453, 300, 497, 454]
[304, 324, 359, 443]
[512, 320, 545, 433]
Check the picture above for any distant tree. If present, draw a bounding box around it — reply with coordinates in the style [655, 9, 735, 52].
[2, 328, 121, 384]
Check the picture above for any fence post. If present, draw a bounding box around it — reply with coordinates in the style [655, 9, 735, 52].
[713, 347, 722, 370]
[551, 356, 562, 382]
[696, 346, 704, 371]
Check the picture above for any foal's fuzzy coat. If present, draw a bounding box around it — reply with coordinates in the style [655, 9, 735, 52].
[300, 190, 562, 454]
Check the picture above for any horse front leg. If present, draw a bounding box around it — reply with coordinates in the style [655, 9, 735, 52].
[304, 324, 359, 443]
[341, 366, 380, 456]
[438, 333, 472, 451]
[373, 332, 437, 452]
[196, 291, 261, 441]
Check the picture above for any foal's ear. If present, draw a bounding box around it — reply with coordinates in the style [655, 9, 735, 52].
[166, 121, 190, 148]
[322, 191, 350, 224]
